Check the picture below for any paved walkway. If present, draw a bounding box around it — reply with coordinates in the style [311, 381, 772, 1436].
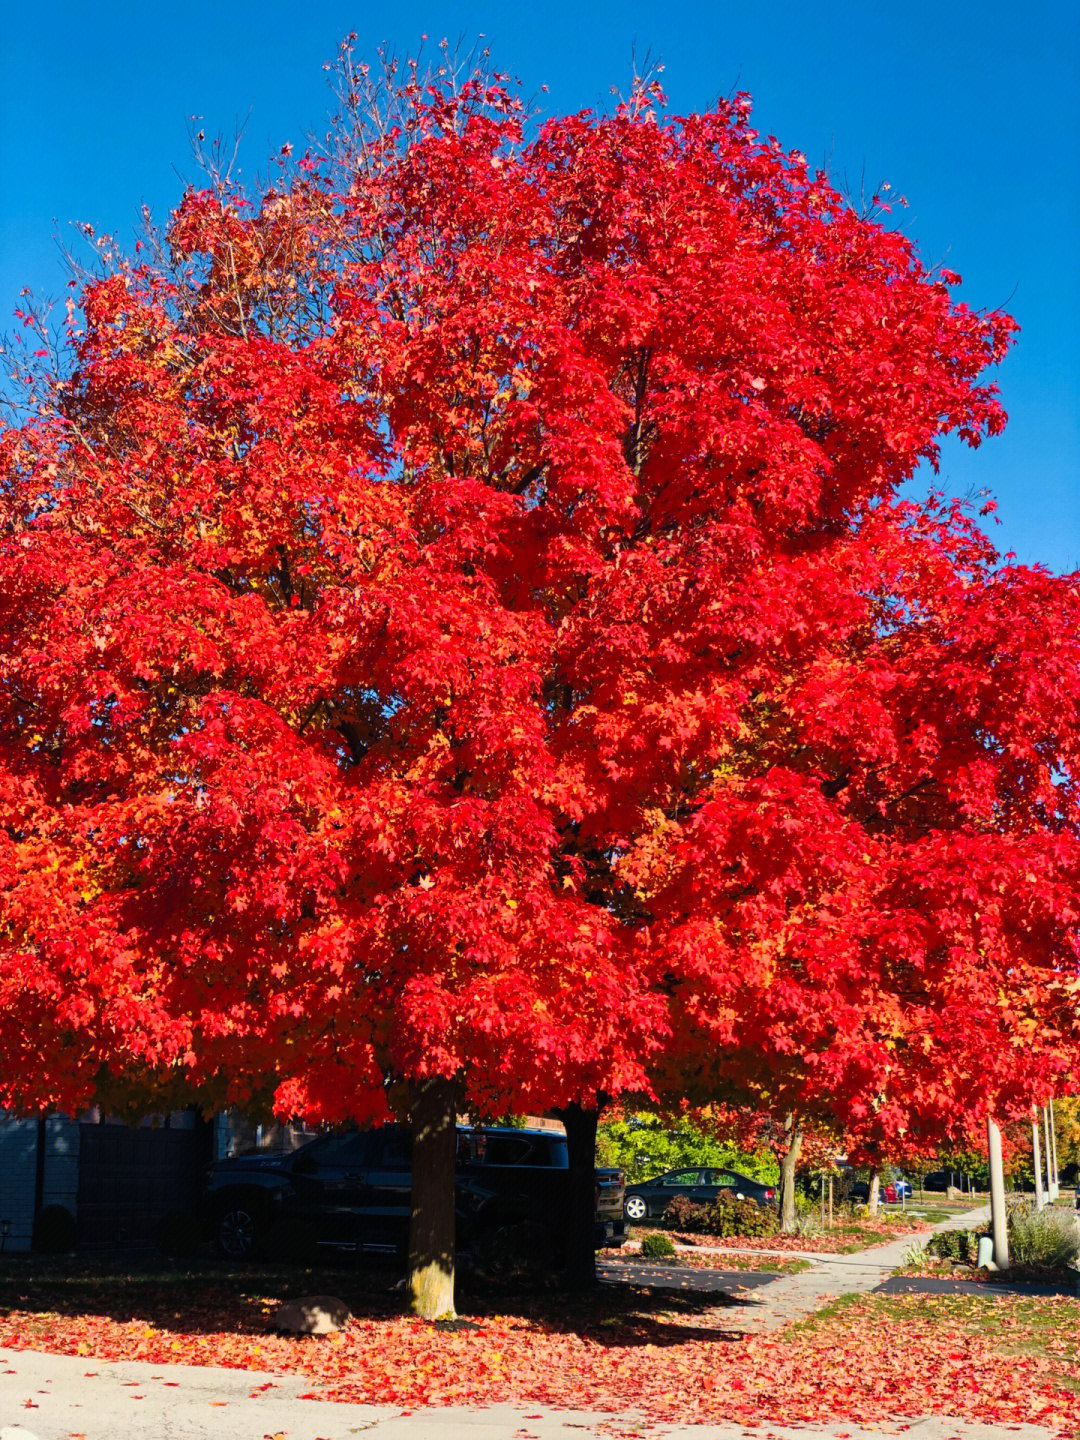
[722, 1205, 990, 1332]
[0, 1344, 1063, 1440]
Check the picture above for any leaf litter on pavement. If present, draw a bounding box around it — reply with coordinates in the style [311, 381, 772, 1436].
[1, 1275, 1079, 1433]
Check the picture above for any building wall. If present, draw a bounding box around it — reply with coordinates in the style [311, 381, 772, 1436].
[0, 1115, 39, 1253]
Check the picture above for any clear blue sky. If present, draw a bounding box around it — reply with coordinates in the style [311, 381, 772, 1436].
[3, 1, 1077, 571]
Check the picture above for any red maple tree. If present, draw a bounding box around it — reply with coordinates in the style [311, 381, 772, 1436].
[3, 46, 1078, 1313]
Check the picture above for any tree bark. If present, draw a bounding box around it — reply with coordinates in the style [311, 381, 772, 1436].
[867, 1170, 880, 1217]
[777, 1114, 803, 1234]
[555, 1103, 599, 1289]
[408, 1075, 459, 1320]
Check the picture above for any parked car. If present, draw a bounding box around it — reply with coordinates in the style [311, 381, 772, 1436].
[622, 1167, 776, 1222]
[882, 1179, 913, 1203]
[923, 1169, 984, 1193]
[203, 1123, 626, 1261]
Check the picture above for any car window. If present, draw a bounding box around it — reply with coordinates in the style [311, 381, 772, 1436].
[543, 1136, 569, 1167]
[705, 1169, 742, 1187]
[480, 1135, 535, 1166]
[460, 1130, 570, 1167]
[366, 1126, 412, 1167]
[659, 1170, 701, 1187]
[301, 1131, 370, 1168]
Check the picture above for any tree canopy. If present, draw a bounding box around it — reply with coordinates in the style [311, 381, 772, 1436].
[2, 45, 1078, 1307]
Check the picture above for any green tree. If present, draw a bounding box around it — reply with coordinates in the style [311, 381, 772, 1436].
[596, 1111, 778, 1184]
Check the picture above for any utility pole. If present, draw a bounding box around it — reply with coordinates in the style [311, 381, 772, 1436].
[1049, 1102, 1060, 1198]
[1033, 1112, 1046, 1210]
[1043, 1107, 1057, 1201]
[987, 1114, 1009, 1270]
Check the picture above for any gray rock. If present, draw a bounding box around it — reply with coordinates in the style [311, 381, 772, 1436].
[271, 1293, 351, 1336]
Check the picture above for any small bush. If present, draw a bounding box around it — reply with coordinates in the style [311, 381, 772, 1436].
[705, 1192, 780, 1238]
[662, 1191, 779, 1239]
[926, 1228, 982, 1264]
[1007, 1205, 1080, 1271]
[661, 1195, 709, 1232]
[640, 1232, 677, 1259]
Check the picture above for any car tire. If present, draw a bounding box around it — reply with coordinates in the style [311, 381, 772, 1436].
[216, 1199, 264, 1261]
[624, 1195, 648, 1222]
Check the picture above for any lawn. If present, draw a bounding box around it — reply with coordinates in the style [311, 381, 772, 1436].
[1, 1256, 1078, 1432]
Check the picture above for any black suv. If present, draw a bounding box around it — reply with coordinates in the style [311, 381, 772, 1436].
[203, 1124, 626, 1260]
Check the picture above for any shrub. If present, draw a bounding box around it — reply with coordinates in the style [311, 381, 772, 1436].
[662, 1191, 779, 1239]
[704, 1192, 780, 1239]
[927, 1228, 982, 1264]
[661, 1195, 709, 1232]
[640, 1232, 677, 1259]
[1007, 1205, 1080, 1271]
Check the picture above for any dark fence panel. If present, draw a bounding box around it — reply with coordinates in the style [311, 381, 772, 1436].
[75, 1122, 210, 1249]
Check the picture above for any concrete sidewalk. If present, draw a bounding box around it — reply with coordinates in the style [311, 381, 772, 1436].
[0, 1344, 1062, 1440]
[723, 1205, 990, 1332]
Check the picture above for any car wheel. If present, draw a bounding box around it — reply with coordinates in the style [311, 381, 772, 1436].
[216, 1201, 263, 1260]
[624, 1195, 648, 1222]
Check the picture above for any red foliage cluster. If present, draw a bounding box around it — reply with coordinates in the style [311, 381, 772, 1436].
[1, 49, 1078, 1151]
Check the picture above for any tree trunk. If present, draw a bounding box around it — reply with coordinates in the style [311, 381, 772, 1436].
[408, 1075, 459, 1321]
[777, 1114, 802, 1234]
[555, 1103, 599, 1289]
[867, 1170, 880, 1217]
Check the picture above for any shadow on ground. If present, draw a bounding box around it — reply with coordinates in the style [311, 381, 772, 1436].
[0, 1247, 761, 1349]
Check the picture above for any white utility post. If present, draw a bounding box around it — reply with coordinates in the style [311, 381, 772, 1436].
[1033, 1113, 1046, 1209]
[1043, 1106, 1057, 1201]
[987, 1114, 1010, 1270]
[1050, 1102, 1060, 1197]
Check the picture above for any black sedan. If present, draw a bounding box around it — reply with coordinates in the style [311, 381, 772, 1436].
[622, 1166, 776, 1222]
